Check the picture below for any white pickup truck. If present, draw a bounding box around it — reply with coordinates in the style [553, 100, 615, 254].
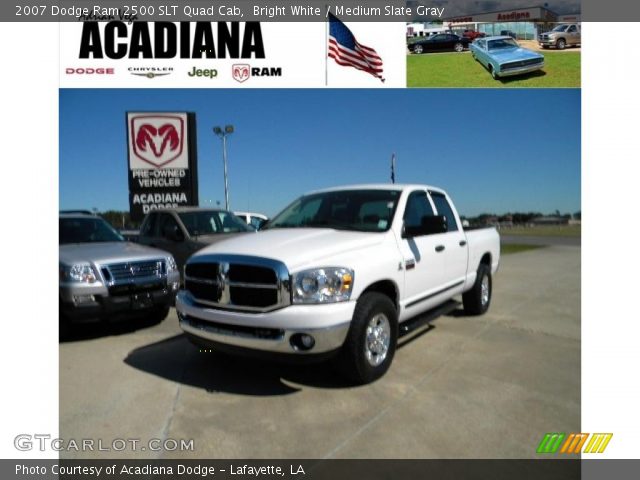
[176, 184, 500, 383]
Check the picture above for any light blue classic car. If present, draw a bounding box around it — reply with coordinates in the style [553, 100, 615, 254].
[470, 36, 544, 79]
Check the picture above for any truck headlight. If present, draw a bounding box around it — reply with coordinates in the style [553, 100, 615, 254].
[60, 264, 97, 283]
[292, 267, 354, 304]
[166, 256, 178, 273]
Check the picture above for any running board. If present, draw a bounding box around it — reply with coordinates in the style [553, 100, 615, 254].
[399, 300, 459, 337]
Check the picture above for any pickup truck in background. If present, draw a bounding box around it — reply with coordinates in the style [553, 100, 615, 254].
[538, 23, 581, 49]
[59, 213, 180, 334]
[137, 207, 253, 276]
[176, 185, 500, 384]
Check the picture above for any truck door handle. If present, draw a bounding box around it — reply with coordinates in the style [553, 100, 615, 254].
[459, 240, 467, 247]
[435, 245, 445, 252]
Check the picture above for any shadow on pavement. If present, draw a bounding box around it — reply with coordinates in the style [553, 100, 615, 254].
[60, 316, 161, 343]
[124, 334, 359, 396]
[124, 300, 461, 396]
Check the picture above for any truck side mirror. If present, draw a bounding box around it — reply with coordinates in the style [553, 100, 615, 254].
[403, 215, 448, 238]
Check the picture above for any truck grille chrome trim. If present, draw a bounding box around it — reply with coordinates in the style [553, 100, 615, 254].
[184, 254, 291, 313]
[101, 259, 165, 286]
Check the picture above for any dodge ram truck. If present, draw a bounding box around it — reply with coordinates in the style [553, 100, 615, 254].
[176, 185, 500, 384]
[538, 23, 581, 49]
[59, 213, 180, 334]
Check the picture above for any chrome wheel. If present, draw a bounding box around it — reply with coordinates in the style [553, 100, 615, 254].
[454, 43, 464, 52]
[364, 313, 391, 367]
[481, 274, 490, 306]
[414, 44, 423, 54]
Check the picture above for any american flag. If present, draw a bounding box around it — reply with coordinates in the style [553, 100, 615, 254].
[328, 13, 384, 82]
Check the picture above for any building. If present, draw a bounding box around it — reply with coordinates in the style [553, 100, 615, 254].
[440, 5, 580, 40]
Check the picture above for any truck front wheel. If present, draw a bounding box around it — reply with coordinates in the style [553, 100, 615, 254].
[463, 264, 492, 315]
[340, 293, 398, 384]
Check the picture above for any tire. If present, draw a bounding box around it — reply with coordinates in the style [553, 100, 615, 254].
[454, 42, 464, 52]
[340, 293, 398, 384]
[489, 65, 499, 80]
[413, 44, 423, 54]
[556, 38, 566, 50]
[463, 263, 492, 315]
[147, 305, 170, 324]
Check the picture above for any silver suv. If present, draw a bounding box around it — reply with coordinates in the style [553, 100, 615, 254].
[59, 213, 180, 331]
[538, 24, 581, 50]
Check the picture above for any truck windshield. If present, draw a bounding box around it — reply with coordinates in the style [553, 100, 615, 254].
[264, 189, 401, 232]
[488, 38, 519, 50]
[551, 25, 569, 32]
[178, 211, 252, 236]
[59, 217, 125, 244]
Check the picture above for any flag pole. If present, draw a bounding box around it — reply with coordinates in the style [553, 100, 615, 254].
[391, 153, 396, 184]
[325, 6, 329, 86]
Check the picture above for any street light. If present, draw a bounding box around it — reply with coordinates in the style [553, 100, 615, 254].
[213, 125, 234, 211]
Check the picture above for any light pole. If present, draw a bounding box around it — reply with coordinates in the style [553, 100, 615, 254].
[213, 125, 234, 211]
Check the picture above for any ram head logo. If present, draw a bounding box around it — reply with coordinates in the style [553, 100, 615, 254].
[232, 64, 250, 83]
[130, 115, 185, 167]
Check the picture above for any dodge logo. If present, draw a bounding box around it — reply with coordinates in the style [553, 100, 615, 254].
[130, 114, 185, 168]
[232, 64, 250, 83]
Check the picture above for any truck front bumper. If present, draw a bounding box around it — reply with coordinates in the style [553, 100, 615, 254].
[60, 275, 179, 323]
[176, 290, 353, 356]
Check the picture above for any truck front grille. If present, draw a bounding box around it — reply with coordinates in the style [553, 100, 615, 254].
[184, 255, 290, 313]
[102, 259, 165, 286]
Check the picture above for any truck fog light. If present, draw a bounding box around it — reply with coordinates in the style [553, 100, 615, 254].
[290, 333, 315, 351]
[73, 295, 95, 305]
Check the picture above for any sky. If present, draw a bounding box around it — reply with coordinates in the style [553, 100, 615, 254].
[60, 88, 580, 217]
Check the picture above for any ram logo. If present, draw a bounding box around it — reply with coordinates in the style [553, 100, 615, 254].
[232, 64, 250, 83]
[130, 115, 185, 167]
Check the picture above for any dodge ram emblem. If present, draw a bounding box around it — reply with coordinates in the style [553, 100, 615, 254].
[130, 114, 185, 168]
[232, 64, 250, 83]
[215, 262, 231, 303]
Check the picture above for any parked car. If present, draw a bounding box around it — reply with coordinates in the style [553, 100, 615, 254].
[176, 184, 500, 384]
[234, 211, 269, 230]
[408, 33, 470, 54]
[137, 207, 253, 275]
[462, 29, 486, 41]
[470, 36, 544, 79]
[500, 30, 517, 39]
[59, 213, 180, 331]
[538, 23, 581, 50]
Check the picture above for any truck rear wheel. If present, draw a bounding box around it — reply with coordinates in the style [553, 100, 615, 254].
[463, 264, 492, 315]
[340, 293, 398, 384]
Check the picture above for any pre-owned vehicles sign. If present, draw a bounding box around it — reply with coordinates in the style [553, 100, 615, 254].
[126, 112, 198, 220]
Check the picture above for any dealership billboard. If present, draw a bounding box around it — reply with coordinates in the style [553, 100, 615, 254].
[126, 111, 198, 221]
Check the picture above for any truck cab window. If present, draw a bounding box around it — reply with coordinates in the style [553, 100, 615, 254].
[403, 191, 434, 228]
[430, 192, 459, 232]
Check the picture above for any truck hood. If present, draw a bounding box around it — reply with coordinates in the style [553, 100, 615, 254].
[59, 242, 170, 266]
[191, 231, 254, 246]
[193, 228, 387, 272]
[491, 47, 542, 63]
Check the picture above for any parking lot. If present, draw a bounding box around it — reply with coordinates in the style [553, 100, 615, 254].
[60, 244, 580, 459]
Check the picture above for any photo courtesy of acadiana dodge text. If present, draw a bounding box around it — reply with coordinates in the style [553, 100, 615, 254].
[59, 88, 580, 459]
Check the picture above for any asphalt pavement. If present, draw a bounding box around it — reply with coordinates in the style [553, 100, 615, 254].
[60, 245, 580, 459]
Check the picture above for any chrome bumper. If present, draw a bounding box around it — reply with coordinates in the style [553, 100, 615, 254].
[498, 62, 544, 77]
[176, 291, 352, 355]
